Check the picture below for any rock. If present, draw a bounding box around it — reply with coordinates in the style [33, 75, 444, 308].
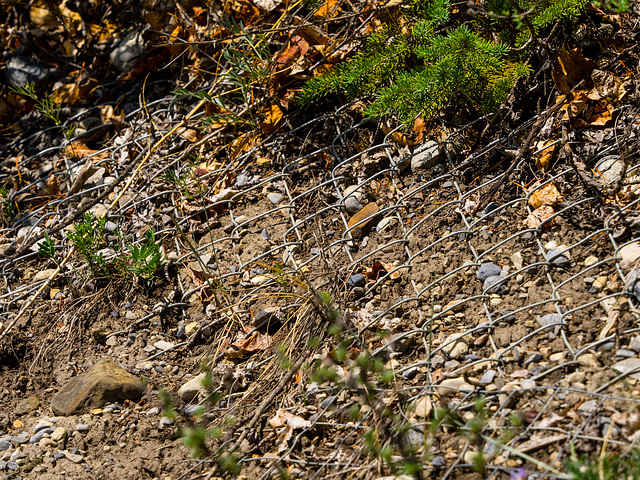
[0, 440, 9, 451]
[510, 252, 523, 270]
[30, 428, 53, 444]
[267, 192, 284, 205]
[537, 314, 562, 330]
[32, 268, 57, 283]
[158, 417, 174, 429]
[477, 263, 501, 282]
[178, 373, 208, 402]
[40, 437, 57, 448]
[620, 242, 640, 271]
[376, 217, 394, 233]
[547, 248, 570, 267]
[626, 269, 640, 302]
[596, 155, 625, 183]
[432, 456, 446, 467]
[5, 56, 57, 87]
[347, 274, 366, 288]
[63, 450, 83, 464]
[347, 203, 380, 237]
[12, 432, 30, 444]
[413, 396, 432, 418]
[153, 341, 175, 351]
[14, 396, 40, 416]
[442, 336, 469, 359]
[344, 196, 363, 214]
[110, 29, 146, 71]
[480, 370, 496, 384]
[50, 427, 66, 442]
[484, 275, 506, 294]
[51, 358, 144, 415]
[185, 322, 200, 337]
[411, 141, 443, 172]
[616, 349, 636, 359]
[612, 358, 640, 380]
[584, 255, 599, 267]
[75, 424, 90, 432]
[628, 336, 640, 353]
[183, 405, 205, 417]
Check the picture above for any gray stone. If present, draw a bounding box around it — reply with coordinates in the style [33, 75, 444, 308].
[109, 30, 146, 71]
[547, 248, 570, 267]
[430, 355, 445, 368]
[477, 263, 501, 282]
[29, 428, 53, 444]
[177, 373, 208, 402]
[51, 358, 144, 415]
[616, 349, 636, 359]
[626, 269, 640, 302]
[12, 432, 29, 444]
[9, 452, 25, 462]
[537, 313, 562, 328]
[267, 192, 284, 205]
[5, 56, 57, 87]
[480, 370, 496, 384]
[376, 217, 393, 233]
[411, 141, 443, 172]
[75, 424, 90, 433]
[483, 275, 506, 294]
[63, 450, 83, 464]
[5, 460, 18, 470]
[344, 196, 363, 214]
[14, 396, 40, 416]
[628, 336, 640, 353]
[158, 417, 174, 429]
[347, 274, 366, 288]
[183, 405, 205, 417]
[432, 456, 446, 467]
[525, 353, 543, 366]
[0, 440, 10, 451]
[612, 357, 640, 380]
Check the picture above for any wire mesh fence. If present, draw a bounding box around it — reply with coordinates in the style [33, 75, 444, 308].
[1, 82, 640, 478]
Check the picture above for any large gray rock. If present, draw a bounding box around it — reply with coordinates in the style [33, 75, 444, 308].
[51, 358, 144, 415]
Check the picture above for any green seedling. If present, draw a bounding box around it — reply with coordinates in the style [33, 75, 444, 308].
[67, 212, 109, 276]
[126, 229, 164, 285]
[10, 82, 62, 126]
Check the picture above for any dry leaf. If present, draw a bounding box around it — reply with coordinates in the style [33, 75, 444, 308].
[365, 260, 401, 281]
[524, 205, 555, 229]
[269, 409, 312, 429]
[535, 140, 556, 172]
[314, 0, 340, 19]
[253, 0, 281, 11]
[30, 1, 57, 28]
[529, 182, 561, 209]
[53, 83, 80, 105]
[65, 141, 109, 162]
[552, 48, 597, 94]
[225, 327, 271, 358]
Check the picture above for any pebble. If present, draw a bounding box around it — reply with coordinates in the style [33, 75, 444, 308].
[0, 440, 10, 451]
[103, 404, 122, 413]
[547, 248, 570, 267]
[75, 424, 90, 433]
[480, 370, 496, 384]
[153, 340, 175, 351]
[402, 367, 418, 380]
[537, 313, 562, 328]
[267, 192, 284, 205]
[29, 428, 53, 444]
[616, 349, 636, 359]
[376, 217, 393, 233]
[584, 255, 598, 267]
[411, 141, 443, 172]
[549, 352, 565, 362]
[125, 311, 137, 320]
[510, 252, 523, 270]
[525, 353, 543, 366]
[347, 274, 366, 288]
[40, 438, 57, 448]
[64, 450, 84, 464]
[11, 432, 29, 445]
[477, 263, 501, 282]
[629, 336, 640, 353]
[178, 373, 208, 401]
[484, 275, 506, 294]
[158, 417, 174, 429]
[344, 196, 363, 214]
[185, 322, 200, 337]
[50, 427, 67, 443]
[183, 405, 205, 417]
[626, 269, 640, 302]
[432, 456, 446, 467]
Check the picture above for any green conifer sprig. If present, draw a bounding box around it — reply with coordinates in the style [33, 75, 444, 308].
[298, 0, 594, 121]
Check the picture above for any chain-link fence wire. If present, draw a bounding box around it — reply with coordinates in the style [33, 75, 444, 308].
[2, 78, 640, 478]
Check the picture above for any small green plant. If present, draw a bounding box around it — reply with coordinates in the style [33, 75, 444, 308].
[67, 212, 109, 276]
[38, 232, 79, 297]
[125, 229, 164, 285]
[10, 82, 62, 127]
[0, 187, 14, 224]
[566, 446, 640, 480]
